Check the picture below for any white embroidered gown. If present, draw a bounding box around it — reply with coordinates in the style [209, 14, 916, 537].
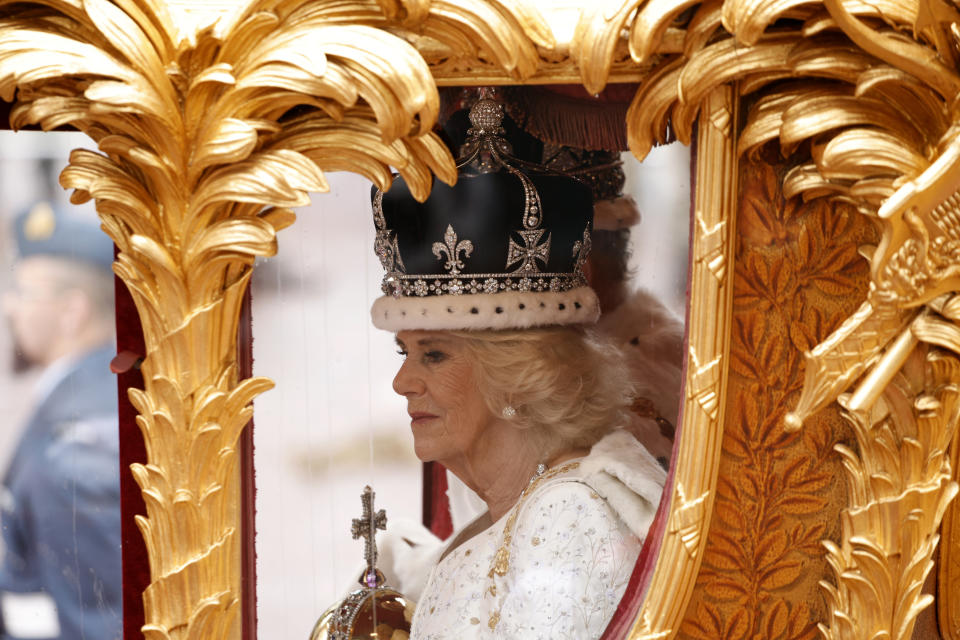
[411, 463, 644, 640]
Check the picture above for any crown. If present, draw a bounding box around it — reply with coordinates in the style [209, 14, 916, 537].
[370, 98, 600, 331]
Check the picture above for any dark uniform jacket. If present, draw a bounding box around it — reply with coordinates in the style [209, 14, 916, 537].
[0, 346, 121, 640]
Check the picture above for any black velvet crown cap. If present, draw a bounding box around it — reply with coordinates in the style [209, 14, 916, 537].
[371, 99, 600, 331]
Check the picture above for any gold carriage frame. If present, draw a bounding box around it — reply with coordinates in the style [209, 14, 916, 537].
[1, 1, 960, 638]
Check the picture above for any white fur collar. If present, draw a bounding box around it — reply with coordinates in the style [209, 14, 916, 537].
[578, 429, 667, 540]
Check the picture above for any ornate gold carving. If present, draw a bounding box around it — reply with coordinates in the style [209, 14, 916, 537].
[630, 85, 739, 640]
[698, 219, 728, 280]
[822, 338, 960, 640]
[787, 134, 960, 429]
[784, 142, 960, 640]
[688, 352, 722, 421]
[572, 0, 960, 203]
[429, 52, 662, 86]
[785, 302, 912, 432]
[942, 419, 960, 639]
[572, 0, 960, 635]
[669, 484, 710, 558]
[0, 1, 554, 638]
[679, 154, 875, 640]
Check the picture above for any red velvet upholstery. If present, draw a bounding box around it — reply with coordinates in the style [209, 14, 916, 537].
[114, 259, 150, 640]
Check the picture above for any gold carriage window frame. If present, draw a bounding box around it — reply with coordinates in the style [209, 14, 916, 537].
[2, 1, 960, 639]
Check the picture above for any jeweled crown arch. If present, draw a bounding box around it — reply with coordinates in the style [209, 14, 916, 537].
[0, 0, 958, 639]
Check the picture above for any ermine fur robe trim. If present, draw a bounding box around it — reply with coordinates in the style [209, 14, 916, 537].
[596, 288, 685, 422]
[579, 429, 666, 539]
[593, 195, 641, 231]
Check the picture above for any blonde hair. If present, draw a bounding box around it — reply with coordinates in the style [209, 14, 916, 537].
[450, 326, 634, 456]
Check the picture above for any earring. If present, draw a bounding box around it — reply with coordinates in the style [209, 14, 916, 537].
[501, 405, 517, 418]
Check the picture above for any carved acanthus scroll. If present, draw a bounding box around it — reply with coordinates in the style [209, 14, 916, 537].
[786, 150, 960, 640]
[822, 328, 960, 640]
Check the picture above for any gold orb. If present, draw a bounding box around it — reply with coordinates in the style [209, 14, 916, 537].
[310, 585, 415, 640]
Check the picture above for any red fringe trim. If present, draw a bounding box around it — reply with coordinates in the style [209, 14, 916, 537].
[439, 85, 677, 153]
[504, 86, 633, 152]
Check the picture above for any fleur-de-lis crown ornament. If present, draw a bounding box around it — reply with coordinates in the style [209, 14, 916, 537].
[310, 487, 414, 640]
[370, 94, 601, 332]
[432, 224, 474, 275]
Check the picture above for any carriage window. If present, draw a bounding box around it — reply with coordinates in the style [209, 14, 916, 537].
[251, 171, 418, 635]
[252, 129, 690, 636]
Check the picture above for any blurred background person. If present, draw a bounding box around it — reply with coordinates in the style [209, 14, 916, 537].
[541, 142, 684, 469]
[589, 193, 683, 469]
[0, 201, 121, 640]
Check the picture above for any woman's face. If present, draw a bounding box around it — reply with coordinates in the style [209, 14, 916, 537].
[392, 330, 494, 466]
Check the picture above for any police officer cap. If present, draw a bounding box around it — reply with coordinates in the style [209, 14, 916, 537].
[13, 202, 113, 271]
